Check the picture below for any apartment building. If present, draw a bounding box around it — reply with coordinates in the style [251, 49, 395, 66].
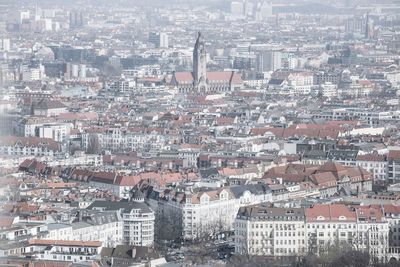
[81, 128, 167, 152]
[87, 195, 155, 247]
[71, 211, 122, 248]
[356, 153, 387, 183]
[27, 239, 101, 263]
[234, 204, 389, 262]
[388, 150, 400, 184]
[235, 206, 306, 256]
[151, 184, 272, 240]
[0, 136, 62, 157]
[88, 171, 140, 199]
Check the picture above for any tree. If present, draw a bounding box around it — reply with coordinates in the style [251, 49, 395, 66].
[298, 241, 370, 267]
[154, 206, 183, 242]
[86, 133, 101, 154]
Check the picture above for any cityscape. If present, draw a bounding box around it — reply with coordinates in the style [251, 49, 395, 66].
[1, 0, 400, 266]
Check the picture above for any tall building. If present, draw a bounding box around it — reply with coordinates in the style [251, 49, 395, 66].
[69, 10, 84, 29]
[244, 1, 254, 17]
[365, 12, 375, 39]
[260, 1, 273, 18]
[20, 11, 30, 24]
[255, 1, 273, 21]
[65, 63, 87, 79]
[256, 50, 282, 72]
[148, 32, 169, 48]
[231, 1, 244, 16]
[0, 39, 11, 52]
[170, 32, 243, 93]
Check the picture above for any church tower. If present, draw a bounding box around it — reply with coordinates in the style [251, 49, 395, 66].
[193, 32, 207, 92]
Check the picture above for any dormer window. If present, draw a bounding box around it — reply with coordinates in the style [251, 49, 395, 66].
[339, 215, 347, 221]
[200, 194, 209, 204]
[220, 191, 227, 200]
[317, 216, 325, 221]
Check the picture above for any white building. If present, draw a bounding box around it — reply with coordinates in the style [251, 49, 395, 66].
[44, 223, 73, 240]
[37, 122, 73, 142]
[356, 154, 387, 182]
[152, 184, 272, 240]
[72, 211, 122, 247]
[27, 239, 101, 263]
[21, 65, 46, 81]
[235, 206, 306, 256]
[234, 203, 390, 262]
[0, 39, 11, 52]
[81, 128, 167, 152]
[87, 171, 140, 199]
[87, 196, 155, 247]
[231, 1, 244, 16]
[0, 136, 62, 157]
[320, 82, 338, 98]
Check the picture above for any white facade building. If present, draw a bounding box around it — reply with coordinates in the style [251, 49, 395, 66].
[87, 196, 155, 247]
[152, 185, 272, 240]
[235, 204, 390, 262]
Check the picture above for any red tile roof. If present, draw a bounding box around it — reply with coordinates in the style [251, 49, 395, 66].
[356, 153, 386, 162]
[306, 204, 356, 222]
[174, 72, 194, 82]
[28, 239, 101, 247]
[388, 150, 400, 161]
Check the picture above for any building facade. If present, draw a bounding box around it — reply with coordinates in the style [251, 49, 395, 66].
[235, 203, 389, 262]
[171, 32, 243, 93]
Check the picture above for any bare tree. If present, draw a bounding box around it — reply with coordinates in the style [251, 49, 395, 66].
[86, 133, 101, 154]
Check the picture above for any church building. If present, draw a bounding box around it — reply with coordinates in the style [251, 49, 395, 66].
[171, 32, 243, 93]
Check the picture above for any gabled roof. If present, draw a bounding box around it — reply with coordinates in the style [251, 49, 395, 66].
[35, 99, 67, 110]
[306, 204, 356, 222]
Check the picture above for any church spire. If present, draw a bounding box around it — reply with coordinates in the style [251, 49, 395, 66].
[193, 32, 207, 92]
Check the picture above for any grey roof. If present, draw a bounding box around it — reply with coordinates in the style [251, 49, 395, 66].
[237, 203, 305, 220]
[47, 223, 72, 230]
[268, 78, 285, 85]
[0, 240, 26, 250]
[35, 98, 67, 109]
[130, 189, 145, 199]
[230, 184, 271, 198]
[72, 221, 92, 230]
[327, 149, 358, 160]
[86, 200, 153, 214]
[76, 210, 120, 225]
[199, 168, 219, 179]
[303, 150, 327, 159]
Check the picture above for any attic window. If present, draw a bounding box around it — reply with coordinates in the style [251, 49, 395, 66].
[201, 195, 209, 204]
[339, 216, 347, 221]
[317, 216, 325, 221]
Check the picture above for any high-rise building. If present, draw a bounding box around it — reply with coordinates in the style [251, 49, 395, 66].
[69, 10, 84, 29]
[65, 63, 87, 79]
[148, 32, 169, 48]
[256, 50, 282, 72]
[231, 1, 244, 16]
[0, 39, 11, 52]
[159, 32, 169, 48]
[365, 13, 375, 39]
[244, 1, 254, 17]
[256, 0, 273, 21]
[345, 16, 365, 33]
[20, 11, 30, 24]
